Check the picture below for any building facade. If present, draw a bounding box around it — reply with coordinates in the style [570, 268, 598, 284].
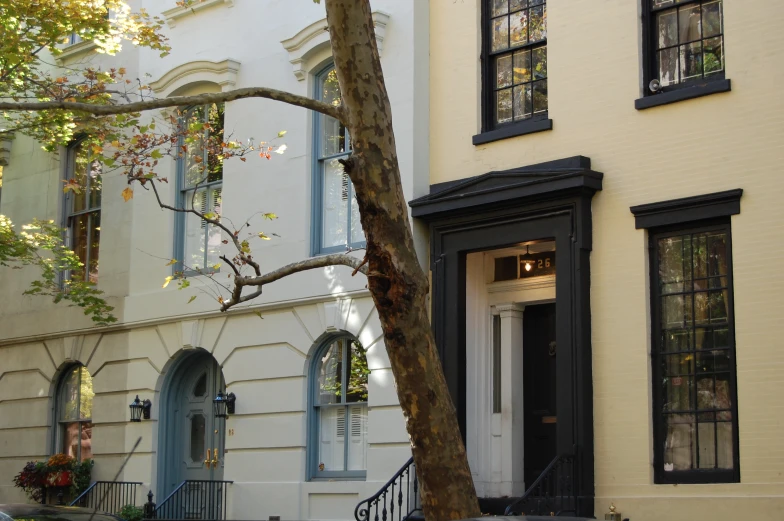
[0, 1, 429, 520]
[420, 0, 784, 520]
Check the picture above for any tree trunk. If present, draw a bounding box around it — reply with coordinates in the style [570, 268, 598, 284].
[324, 2, 480, 520]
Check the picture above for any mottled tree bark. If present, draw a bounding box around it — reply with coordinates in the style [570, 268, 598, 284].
[324, 1, 480, 520]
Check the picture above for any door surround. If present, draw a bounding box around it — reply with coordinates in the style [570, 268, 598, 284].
[410, 156, 602, 517]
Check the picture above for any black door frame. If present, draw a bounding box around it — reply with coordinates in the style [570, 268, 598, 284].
[410, 156, 601, 516]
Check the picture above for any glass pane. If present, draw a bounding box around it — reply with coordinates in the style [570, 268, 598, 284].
[697, 422, 716, 468]
[657, 9, 678, 49]
[321, 67, 342, 108]
[678, 5, 701, 43]
[60, 367, 80, 421]
[529, 0, 544, 5]
[532, 80, 548, 113]
[663, 328, 690, 352]
[509, 10, 528, 47]
[716, 422, 733, 468]
[529, 5, 546, 42]
[183, 106, 207, 189]
[206, 103, 225, 183]
[318, 340, 344, 404]
[318, 407, 346, 472]
[680, 42, 703, 82]
[513, 50, 531, 84]
[350, 192, 364, 245]
[72, 144, 88, 213]
[184, 191, 206, 270]
[79, 422, 93, 461]
[492, 0, 508, 17]
[509, 0, 528, 10]
[322, 161, 349, 248]
[190, 414, 206, 463]
[663, 416, 696, 471]
[346, 340, 369, 403]
[62, 422, 80, 459]
[512, 84, 531, 120]
[532, 46, 547, 79]
[88, 212, 100, 283]
[346, 405, 368, 471]
[496, 88, 513, 124]
[661, 294, 692, 329]
[702, 0, 723, 38]
[193, 374, 208, 398]
[658, 47, 679, 86]
[87, 160, 102, 209]
[206, 188, 222, 269]
[71, 214, 89, 282]
[496, 54, 513, 88]
[491, 17, 509, 52]
[659, 235, 687, 294]
[663, 374, 693, 411]
[79, 367, 94, 420]
[322, 115, 348, 157]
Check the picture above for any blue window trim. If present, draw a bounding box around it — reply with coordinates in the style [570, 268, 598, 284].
[310, 63, 366, 256]
[173, 105, 223, 277]
[307, 332, 368, 481]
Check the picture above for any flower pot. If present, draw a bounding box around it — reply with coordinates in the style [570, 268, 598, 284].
[46, 471, 72, 487]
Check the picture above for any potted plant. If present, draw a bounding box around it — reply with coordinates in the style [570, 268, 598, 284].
[12, 454, 93, 504]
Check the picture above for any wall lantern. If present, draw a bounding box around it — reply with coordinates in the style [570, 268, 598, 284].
[129, 395, 152, 422]
[520, 245, 534, 273]
[213, 391, 236, 418]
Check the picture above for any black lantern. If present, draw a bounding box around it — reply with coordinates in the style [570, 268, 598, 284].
[520, 245, 534, 273]
[129, 395, 152, 422]
[213, 391, 236, 418]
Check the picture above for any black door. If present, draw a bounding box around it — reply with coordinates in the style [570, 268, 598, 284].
[523, 303, 557, 486]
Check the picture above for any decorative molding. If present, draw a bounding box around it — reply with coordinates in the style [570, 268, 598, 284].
[487, 275, 556, 294]
[54, 40, 99, 64]
[181, 319, 205, 349]
[0, 133, 14, 166]
[162, 0, 234, 28]
[630, 189, 743, 229]
[281, 11, 390, 81]
[149, 59, 241, 96]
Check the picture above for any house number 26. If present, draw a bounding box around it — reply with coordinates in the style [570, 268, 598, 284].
[538, 258, 551, 268]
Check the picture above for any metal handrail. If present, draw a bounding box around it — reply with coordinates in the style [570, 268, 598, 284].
[69, 481, 144, 513]
[354, 456, 422, 521]
[154, 480, 233, 520]
[503, 452, 576, 516]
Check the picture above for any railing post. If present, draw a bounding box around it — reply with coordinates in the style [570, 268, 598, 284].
[144, 490, 157, 519]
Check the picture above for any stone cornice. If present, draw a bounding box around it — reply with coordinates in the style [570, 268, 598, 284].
[149, 58, 241, 96]
[162, 0, 234, 28]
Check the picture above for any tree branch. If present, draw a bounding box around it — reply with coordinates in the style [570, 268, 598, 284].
[220, 254, 368, 311]
[0, 86, 347, 124]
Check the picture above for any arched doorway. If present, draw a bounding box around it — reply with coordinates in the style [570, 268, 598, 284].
[159, 350, 226, 516]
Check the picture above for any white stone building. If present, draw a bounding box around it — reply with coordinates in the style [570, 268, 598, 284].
[0, 1, 430, 520]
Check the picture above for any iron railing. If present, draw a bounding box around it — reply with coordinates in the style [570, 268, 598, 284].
[503, 453, 577, 516]
[153, 480, 233, 520]
[69, 481, 143, 513]
[355, 457, 422, 521]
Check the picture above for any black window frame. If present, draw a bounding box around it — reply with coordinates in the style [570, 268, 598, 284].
[476, 0, 552, 145]
[639, 0, 730, 109]
[649, 218, 740, 484]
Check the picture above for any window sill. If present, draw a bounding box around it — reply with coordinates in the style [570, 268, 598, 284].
[472, 118, 553, 146]
[635, 79, 731, 110]
[55, 40, 99, 64]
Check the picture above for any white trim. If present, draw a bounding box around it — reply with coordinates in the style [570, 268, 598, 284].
[149, 59, 241, 96]
[281, 11, 390, 81]
[162, 0, 234, 28]
[55, 40, 99, 64]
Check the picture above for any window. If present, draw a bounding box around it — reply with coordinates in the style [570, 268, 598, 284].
[65, 141, 102, 283]
[55, 365, 94, 462]
[651, 221, 739, 483]
[175, 103, 225, 274]
[312, 64, 364, 254]
[478, 0, 549, 141]
[310, 335, 369, 479]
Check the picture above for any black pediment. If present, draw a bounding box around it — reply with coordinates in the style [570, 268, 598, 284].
[410, 155, 603, 220]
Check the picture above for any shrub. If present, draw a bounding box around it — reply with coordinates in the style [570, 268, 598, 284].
[118, 504, 144, 521]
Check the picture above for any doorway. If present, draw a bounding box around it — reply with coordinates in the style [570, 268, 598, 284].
[159, 351, 226, 506]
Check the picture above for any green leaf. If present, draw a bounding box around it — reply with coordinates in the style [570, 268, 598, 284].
[151, 149, 163, 159]
[277, 130, 287, 138]
[187, 295, 197, 304]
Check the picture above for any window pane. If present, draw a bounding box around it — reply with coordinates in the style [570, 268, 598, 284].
[322, 160, 349, 249]
[657, 9, 678, 49]
[79, 422, 93, 461]
[512, 84, 530, 121]
[206, 103, 225, 183]
[702, 0, 723, 38]
[88, 212, 100, 283]
[318, 407, 346, 472]
[497, 54, 513, 88]
[350, 192, 364, 245]
[663, 416, 696, 471]
[71, 214, 89, 282]
[79, 367, 93, 420]
[496, 88, 513, 124]
[529, 5, 546, 42]
[318, 340, 344, 405]
[678, 5, 701, 43]
[680, 41, 703, 81]
[509, 10, 528, 47]
[658, 47, 680, 86]
[346, 405, 367, 471]
[492, 0, 508, 17]
[513, 50, 531, 84]
[193, 373, 208, 398]
[184, 190, 207, 270]
[532, 46, 547, 80]
[206, 187, 222, 269]
[716, 421, 733, 468]
[62, 422, 80, 459]
[87, 160, 102, 209]
[509, 0, 528, 11]
[532, 80, 548, 113]
[183, 107, 208, 189]
[491, 17, 509, 52]
[60, 367, 80, 421]
[72, 144, 88, 213]
[190, 413, 206, 463]
[346, 340, 369, 403]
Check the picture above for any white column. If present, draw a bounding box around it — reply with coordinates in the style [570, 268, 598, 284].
[497, 303, 525, 497]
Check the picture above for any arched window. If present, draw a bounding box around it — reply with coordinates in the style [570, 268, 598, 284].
[310, 335, 369, 479]
[55, 365, 94, 461]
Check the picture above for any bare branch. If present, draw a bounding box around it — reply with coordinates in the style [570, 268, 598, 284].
[220, 254, 368, 311]
[0, 86, 347, 124]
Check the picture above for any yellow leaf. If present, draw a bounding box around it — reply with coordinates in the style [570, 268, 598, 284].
[258, 233, 271, 240]
[212, 263, 221, 270]
[162, 276, 174, 288]
[165, 259, 177, 266]
[277, 130, 287, 138]
[218, 296, 224, 304]
[111, 140, 121, 148]
[92, 144, 103, 155]
[122, 187, 133, 202]
[254, 310, 264, 320]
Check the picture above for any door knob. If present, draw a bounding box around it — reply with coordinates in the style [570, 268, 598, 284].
[204, 449, 211, 467]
